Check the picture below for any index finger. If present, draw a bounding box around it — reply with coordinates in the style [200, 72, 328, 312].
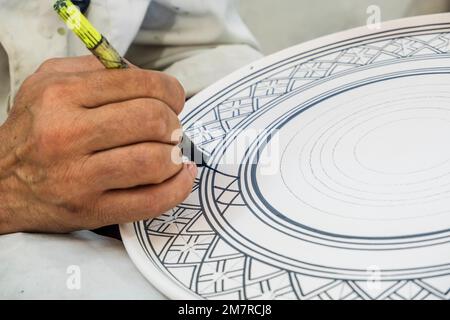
[36, 56, 105, 74]
[36, 55, 139, 74]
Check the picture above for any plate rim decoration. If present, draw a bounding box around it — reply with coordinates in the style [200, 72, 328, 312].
[120, 13, 450, 300]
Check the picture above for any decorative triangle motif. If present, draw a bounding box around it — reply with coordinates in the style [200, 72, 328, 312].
[293, 274, 338, 297]
[247, 259, 283, 281]
[148, 234, 173, 256]
[208, 238, 241, 260]
[185, 214, 213, 233]
[351, 280, 404, 300]
[326, 281, 355, 300]
[395, 281, 424, 300]
[419, 275, 450, 297]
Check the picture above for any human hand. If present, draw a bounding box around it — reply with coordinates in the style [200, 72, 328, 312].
[0, 56, 197, 234]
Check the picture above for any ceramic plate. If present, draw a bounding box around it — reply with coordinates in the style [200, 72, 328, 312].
[121, 14, 450, 300]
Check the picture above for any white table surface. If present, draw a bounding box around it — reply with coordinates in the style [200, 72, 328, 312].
[0, 231, 165, 299]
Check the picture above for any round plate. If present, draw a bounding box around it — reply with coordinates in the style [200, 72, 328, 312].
[121, 14, 450, 300]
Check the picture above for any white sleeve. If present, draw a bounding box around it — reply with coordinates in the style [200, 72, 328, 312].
[134, 0, 259, 48]
[126, 0, 263, 96]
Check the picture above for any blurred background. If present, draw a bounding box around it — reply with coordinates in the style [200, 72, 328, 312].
[239, 0, 450, 54]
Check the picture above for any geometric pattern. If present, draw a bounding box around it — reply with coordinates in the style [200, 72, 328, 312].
[125, 22, 450, 300]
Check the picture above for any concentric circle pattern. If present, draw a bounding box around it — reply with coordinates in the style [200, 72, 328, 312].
[122, 19, 450, 300]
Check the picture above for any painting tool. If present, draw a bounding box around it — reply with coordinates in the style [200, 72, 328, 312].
[53, 0, 209, 166]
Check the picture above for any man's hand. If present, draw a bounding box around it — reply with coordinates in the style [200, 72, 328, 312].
[0, 56, 197, 234]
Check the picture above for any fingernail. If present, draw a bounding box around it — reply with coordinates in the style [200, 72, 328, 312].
[186, 162, 198, 178]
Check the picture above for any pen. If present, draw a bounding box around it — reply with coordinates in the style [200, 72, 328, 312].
[53, 0, 208, 166]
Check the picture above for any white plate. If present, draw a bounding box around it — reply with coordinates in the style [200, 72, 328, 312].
[121, 14, 450, 300]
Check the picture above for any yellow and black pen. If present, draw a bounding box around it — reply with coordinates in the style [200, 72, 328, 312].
[53, 0, 208, 166]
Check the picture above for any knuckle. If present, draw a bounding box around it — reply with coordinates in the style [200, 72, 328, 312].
[21, 73, 42, 91]
[39, 80, 70, 103]
[152, 110, 169, 138]
[142, 100, 167, 129]
[138, 70, 185, 113]
[171, 120, 183, 143]
[38, 58, 61, 72]
[168, 76, 186, 112]
[171, 76, 186, 99]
